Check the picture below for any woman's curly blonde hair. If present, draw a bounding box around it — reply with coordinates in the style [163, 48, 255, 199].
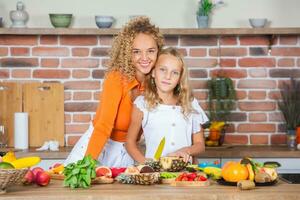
[144, 47, 194, 117]
[107, 17, 164, 80]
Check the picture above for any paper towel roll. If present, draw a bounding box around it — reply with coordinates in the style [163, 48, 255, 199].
[14, 112, 29, 149]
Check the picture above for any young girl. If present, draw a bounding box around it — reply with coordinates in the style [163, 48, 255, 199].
[126, 47, 208, 164]
[64, 17, 164, 167]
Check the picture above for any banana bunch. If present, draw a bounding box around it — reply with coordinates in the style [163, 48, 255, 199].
[1, 151, 41, 169]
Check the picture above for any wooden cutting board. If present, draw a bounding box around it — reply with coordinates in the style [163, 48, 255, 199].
[23, 83, 64, 147]
[0, 82, 23, 147]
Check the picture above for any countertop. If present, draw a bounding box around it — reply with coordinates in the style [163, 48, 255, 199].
[1, 145, 299, 159]
[3, 180, 300, 200]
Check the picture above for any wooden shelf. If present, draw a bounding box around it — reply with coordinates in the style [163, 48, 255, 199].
[0, 27, 300, 36]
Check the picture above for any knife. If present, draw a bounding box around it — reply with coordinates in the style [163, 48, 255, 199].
[154, 137, 165, 161]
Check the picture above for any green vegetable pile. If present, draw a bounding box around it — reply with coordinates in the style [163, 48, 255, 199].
[160, 172, 178, 179]
[63, 155, 97, 189]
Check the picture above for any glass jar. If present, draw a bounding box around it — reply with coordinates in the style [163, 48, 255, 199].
[287, 130, 296, 150]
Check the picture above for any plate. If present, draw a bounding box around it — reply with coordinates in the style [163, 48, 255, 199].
[217, 178, 278, 186]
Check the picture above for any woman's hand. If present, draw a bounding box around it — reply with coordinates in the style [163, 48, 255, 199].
[167, 148, 191, 163]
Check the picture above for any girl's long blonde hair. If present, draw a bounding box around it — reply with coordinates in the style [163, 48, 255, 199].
[144, 47, 194, 117]
[107, 17, 164, 80]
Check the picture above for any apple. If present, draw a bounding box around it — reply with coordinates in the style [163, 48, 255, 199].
[31, 167, 44, 182]
[23, 170, 34, 185]
[35, 171, 51, 186]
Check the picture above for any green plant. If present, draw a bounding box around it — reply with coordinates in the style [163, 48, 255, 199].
[63, 155, 97, 189]
[207, 77, 236, 122]
[197, 0, 214, 16]
[277, 78, 300, 130]
[197, 0, 224, 16]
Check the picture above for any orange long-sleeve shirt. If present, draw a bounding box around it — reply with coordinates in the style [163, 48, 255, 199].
[85, 71, 142, 159]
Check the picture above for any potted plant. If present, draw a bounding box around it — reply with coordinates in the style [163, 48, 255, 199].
[206, 76, 236, 146]
[196, 0, 224, 28]
[277, 78, 300, 148]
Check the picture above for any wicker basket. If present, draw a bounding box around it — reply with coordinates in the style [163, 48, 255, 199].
[0, 168, 28, 193]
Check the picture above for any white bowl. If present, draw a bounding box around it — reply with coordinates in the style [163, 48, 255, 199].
[249, 18, 267, 28]
[95, 15, 114, 28]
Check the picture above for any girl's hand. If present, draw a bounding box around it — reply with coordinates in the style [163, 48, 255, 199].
[167, 149, 190, 163]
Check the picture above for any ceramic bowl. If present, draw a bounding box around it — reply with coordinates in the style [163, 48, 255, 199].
[49, 14, 72, 28]
[95, 16, 114, 28]
[249, 18, 267, 28]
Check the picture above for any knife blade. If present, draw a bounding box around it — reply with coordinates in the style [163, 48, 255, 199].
[154, 137, 165, 161]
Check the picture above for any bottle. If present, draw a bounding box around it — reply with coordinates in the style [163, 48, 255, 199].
[0, 125, 8, 148]
[10, 1, 29, 28]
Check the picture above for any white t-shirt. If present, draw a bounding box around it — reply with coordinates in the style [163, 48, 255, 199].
[134, 96, 208, 159]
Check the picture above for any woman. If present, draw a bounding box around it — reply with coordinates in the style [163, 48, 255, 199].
[64, 17, 164, 167]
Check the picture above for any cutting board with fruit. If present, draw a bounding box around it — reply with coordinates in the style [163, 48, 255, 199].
[217, 158, 281, 189]
[170, 172, 210, 187]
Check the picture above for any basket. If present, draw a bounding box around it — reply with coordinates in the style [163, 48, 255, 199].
[0, 168, 28, 193]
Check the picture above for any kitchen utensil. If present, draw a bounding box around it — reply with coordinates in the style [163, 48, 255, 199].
[154, 137, 165, 161]
[23, 83, 64, 147]
[95, 15, 114, 28]
[0, 82, 22, 147]
[249, 18, 267, 28]
[49, 14, 72, 28]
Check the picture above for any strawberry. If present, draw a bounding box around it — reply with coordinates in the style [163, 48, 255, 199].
[196, 175, 207, 181]
[181, 177, 189, 181]
[175, 174, 184, 181]
[187, 173, 197, 180]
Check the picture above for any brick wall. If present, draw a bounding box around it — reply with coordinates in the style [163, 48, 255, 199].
[1, 34, 300, 146]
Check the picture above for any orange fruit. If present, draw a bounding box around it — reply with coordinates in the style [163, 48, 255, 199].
[95, 166, 112, 177]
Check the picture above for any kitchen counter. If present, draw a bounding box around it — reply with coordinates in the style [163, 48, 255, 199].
[1, 145, 298, 160]
[3, 180, 300, 200]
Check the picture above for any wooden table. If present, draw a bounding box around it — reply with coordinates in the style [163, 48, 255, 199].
[3, 180, 300, 200]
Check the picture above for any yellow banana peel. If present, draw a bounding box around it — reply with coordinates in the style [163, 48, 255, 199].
[11, 156, 41, 169]
[2, 151, 17, 163]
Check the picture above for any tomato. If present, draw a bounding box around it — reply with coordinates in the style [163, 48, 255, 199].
[221, 161, 249, 182]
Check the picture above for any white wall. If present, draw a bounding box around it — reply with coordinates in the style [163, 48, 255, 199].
[0, 0, 300, 28]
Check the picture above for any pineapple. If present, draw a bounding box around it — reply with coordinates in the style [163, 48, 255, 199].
[144, 160, 162, 172]
[131, 172, 160, 185]
[159, 156, 187, 172]
[116, 173, 134, 184]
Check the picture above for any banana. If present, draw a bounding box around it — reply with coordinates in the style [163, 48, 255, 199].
[11, 156, 41, 169]
[203, 167, 222, 180]
[246, 163, 255, 181]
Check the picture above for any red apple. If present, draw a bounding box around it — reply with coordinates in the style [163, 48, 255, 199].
[31, 167, 44, 182]
[23, 170, 34, 185]
[35, 171, 51, 186]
